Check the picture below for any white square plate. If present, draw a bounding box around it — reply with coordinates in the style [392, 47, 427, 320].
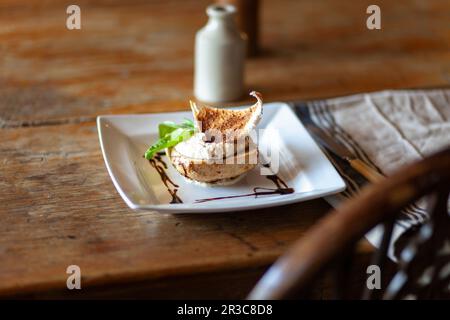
[97, 103, 346, 213]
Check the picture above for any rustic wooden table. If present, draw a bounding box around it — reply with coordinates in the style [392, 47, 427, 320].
[1, 0, 449, 298]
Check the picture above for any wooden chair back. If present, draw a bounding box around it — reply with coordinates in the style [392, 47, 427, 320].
[248, 148, 450, 299]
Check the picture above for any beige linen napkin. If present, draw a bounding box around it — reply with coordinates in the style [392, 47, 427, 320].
[294, 89, 450, 259]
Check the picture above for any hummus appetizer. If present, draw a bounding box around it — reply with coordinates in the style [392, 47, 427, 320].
[145, 91, 263, 186]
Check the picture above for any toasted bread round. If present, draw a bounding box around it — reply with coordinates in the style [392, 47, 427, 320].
[166, 146, 258, 184]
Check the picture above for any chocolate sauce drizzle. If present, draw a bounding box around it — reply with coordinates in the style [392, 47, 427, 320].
[148, 152, 183, 204]
[194, 164, 294, 203]
[147, 154, 294, 204]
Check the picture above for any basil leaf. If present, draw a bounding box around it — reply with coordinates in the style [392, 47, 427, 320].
[181, 119, 194, 128]
[158, 121, 179, 138]
[158, 119, 195, 138]
[144, 135, 170, 160]
[145, 121, 196, 160]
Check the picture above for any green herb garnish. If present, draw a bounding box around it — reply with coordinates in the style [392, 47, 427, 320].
[144, 119, 196, 160]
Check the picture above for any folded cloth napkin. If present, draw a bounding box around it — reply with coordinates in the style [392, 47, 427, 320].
[293, 89, 450, 259]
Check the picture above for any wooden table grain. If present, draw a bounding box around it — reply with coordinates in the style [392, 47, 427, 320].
[0, 0, 449, 298]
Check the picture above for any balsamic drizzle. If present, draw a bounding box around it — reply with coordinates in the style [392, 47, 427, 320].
[194, 164, 294, 203]
[147, 153, 294, 204]
[194, 187, 294, 203]
[148, 151, 183, 204]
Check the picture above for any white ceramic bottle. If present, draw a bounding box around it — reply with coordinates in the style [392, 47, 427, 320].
[194, 4, 246, 103]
